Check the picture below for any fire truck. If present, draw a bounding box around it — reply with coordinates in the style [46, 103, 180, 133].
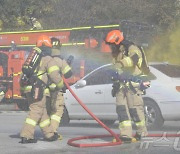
[0, 50, 26, 109]
[0, 49, 85, 110]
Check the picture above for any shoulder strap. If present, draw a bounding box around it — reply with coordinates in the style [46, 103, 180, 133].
[138, 46, 150, 75]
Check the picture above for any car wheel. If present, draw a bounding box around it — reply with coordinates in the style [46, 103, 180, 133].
[144, 98, 164, 130]
[100, 120, 116, 126]
[60, 107, 70, 126]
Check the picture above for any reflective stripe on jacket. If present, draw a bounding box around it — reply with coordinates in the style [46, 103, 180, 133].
[114, 45, 143, 76]
[48, 57, 72, 91]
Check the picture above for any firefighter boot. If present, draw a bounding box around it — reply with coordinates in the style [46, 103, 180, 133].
[54, 132, 63, 140]
[134, 132, 148, 141]
[19, 137, 37, 144]
[113, 136, 137, 143]
[45, 133, 59, 142]
[134, 133, 142, 141]
[120, 136, 137, 143]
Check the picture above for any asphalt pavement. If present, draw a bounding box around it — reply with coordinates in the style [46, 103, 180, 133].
[0, 110, 180, 154]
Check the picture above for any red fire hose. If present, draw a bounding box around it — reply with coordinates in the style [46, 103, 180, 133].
[63, 76, 122, 147]
[63, 77, 180, 148]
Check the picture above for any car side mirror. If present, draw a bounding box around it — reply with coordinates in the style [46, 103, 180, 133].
[75, 80, 87, 88]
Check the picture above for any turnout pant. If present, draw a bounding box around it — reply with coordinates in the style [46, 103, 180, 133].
[20, 95, 54, 139]
[49, 91, 64, 132]
[116, 88, 148, 138]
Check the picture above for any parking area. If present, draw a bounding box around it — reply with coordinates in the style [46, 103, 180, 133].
[1, 111, 180, 154]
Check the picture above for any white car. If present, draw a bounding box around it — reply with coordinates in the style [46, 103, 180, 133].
[62, 63, 180, 129]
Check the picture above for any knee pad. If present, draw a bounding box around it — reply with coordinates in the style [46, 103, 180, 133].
[129, 108, 140, 122]
[116, 105, 129, 122]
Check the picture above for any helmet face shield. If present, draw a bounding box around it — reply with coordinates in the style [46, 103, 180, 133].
[51, 37, 61, 49]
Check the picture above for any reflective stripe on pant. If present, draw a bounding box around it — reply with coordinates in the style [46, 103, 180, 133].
[39, 119, 50, 128]
[129, 94, 148, 136]
[135, 119, 146, 135]
[20, 96, 54, 139]
[118, 120, 132, 137]
[25, 118, 37, 126]
[116, 88, 147, 137]
[116, 90, 132, 137]
[50, 91, 64, 132]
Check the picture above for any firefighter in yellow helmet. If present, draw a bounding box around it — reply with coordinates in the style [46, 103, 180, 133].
[105, 30, 150, 143]
[0, 87, 5, 102]
[19, 35, 64, 143]
[30, 17, 43, 30]
[47, 37, 73, 137]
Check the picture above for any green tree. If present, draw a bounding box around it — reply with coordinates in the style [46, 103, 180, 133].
[147, 22, 180, 65]
[0, 0, 179, 31]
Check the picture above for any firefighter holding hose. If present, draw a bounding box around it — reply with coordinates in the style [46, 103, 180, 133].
[105, 30, 150, 143]
[47, 37, 73, 138]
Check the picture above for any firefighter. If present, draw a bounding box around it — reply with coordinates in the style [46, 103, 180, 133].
[0, 89, 5, 102]
[48, 37, 72, 138]
[19, 35, 64, 143]
[9, 41, 17, 52]
[30, 17, 43, 30]
[105, 30, 150, 143]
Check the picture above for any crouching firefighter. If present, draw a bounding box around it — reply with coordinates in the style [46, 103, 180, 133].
[19, 35, 64, 144]
[105, 30, 150, 143]
[47, 37, 73, 138]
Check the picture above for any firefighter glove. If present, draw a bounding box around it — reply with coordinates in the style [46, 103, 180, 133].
[139, 81, 150, 91]
[66, 55, 74, 66]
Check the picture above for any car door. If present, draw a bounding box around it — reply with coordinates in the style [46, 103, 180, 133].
[67, 67, 109, 118]
[103, 67, 117, 119]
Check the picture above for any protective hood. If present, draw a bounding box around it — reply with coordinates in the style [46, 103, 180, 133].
[39, 46, 52, 56]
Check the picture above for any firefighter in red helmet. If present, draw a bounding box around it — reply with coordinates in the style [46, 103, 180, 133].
[20, 35, 64, 143]
[105, 30, 150, 143]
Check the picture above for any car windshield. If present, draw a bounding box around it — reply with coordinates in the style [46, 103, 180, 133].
[151, 64, 180, 78]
